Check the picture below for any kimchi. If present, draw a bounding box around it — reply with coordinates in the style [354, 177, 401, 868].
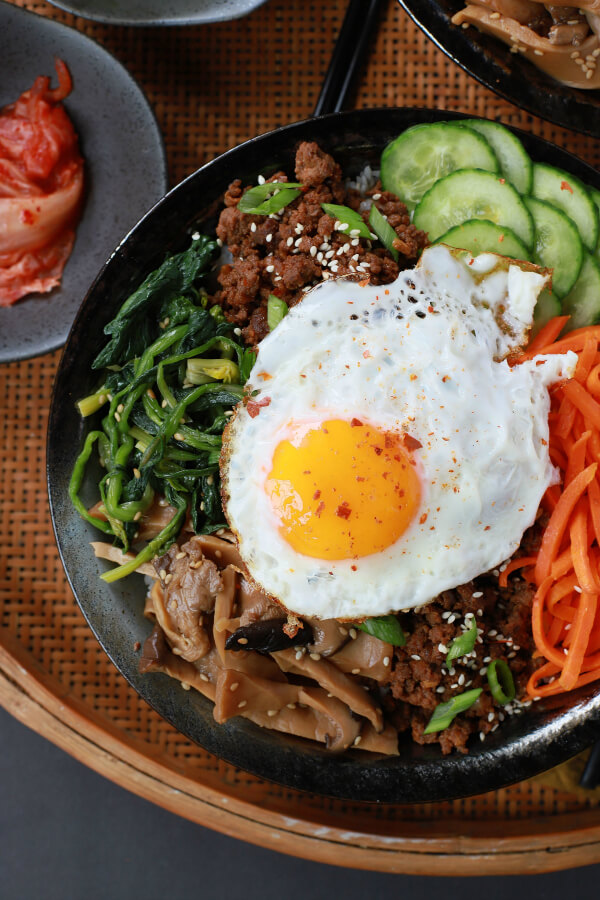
[0, 59, 84, 306]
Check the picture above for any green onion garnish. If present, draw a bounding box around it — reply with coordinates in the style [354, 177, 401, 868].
[238, 181, 303, 215]
[267, 294, 288, 331]
[445, 616, 478, 668]
[423, 688, 482, 735]
[320, 203, 373, 240]
[368, 204, 399, 262]
[357, 614, 406, 647]
[487, 659, 516, 705]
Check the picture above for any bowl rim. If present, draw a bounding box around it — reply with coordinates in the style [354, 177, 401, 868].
[48, 106, 600, 803]
[44, 0, 269, 27]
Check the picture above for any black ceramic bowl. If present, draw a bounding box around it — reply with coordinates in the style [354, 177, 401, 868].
[48, 108, 600, 803]
[397, 0, 600, 139]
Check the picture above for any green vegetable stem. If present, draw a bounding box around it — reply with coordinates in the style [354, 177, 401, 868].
[71, 233, 246, 583]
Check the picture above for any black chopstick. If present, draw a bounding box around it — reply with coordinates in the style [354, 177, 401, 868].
[313, 0, 386, 117]
[579, 738, 600, 788]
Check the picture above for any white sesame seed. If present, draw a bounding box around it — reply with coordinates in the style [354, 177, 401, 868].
[238, 700, 247, 708]
[353, 735, 362, 746]
[234, 327, 242, 336]
[230, 682, 239, 692]
[310, 245, 317, 257]
[351, 667, 361, 675]
[349, 628, 357, 640]
[310, 653, 321, 661]
[488, 712, 495, 722]
[265, 265, 275, 273]
[480, 731, 486, 741]
[383, 656, 390, 666]
[295, 650, 303, 660]
[574, 585, 582, 593]
[436, 686, 445, 693]
[294, 237, 303, 247]
[250, 222, 257, 232]
[191, 231, 200, 240]
[339, 626, 348, 636]
[448, 614, 456, 624]
[451, 683, 459, 689]
[267, 709, 277, 717]
[286, 236, 293, 247]
[442, 611, 451, 619]
[479, 667, 488, 676]
[411, 654, 421, 661]
[266, 233, 272, 243]
[287, 703, 296, 710]
[472, 591, 483, 599]
[438, 643, 448, 654]
[458, 674, 465, 686]
[200, 673, 209, 683]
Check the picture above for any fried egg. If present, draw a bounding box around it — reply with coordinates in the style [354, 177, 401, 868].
[220, 245, 576, 620]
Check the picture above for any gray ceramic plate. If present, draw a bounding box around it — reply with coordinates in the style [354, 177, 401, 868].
[0, 2, 167, 365]
[45, 0, 269, 26]
[48, 108, 600, 804]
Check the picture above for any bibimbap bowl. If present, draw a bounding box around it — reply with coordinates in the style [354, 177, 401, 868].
[48, 108, 600, 803]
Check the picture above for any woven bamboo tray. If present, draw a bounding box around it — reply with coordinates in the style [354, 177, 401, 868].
[3, 0, 600, 875]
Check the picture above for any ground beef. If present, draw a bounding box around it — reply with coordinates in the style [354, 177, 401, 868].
[211, 140, 428, 344]
[385, 532, 541, 754]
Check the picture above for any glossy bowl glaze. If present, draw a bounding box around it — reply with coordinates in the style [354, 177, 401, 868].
[48, 108, 600, 803]
[397, 0, 600, 139]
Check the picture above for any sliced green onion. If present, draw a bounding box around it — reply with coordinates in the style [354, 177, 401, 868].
[445, 616, 478, 668]
[267, 294, 288, 331]
[240, 347, 257, 384]
[368, 204, 399, 262]
[487, 659, 516, 705]
[357, 615, 406, 647]
[423, 688, 482, 735]
[320, 203, 373, 239]
[238, 181, 303, 215]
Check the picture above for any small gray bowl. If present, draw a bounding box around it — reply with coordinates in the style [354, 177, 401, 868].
[44, 0, 269, 27]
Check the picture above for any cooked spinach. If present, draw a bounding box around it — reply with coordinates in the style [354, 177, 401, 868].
[70, 233, 247, 582]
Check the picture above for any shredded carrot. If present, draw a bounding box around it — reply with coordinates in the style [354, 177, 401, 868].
[513, 317, 600, 699]
[498, 556, 537, 588]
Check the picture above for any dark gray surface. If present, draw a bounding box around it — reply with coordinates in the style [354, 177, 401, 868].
[0, 1, 167, 363]
[1, 705, 600, 899]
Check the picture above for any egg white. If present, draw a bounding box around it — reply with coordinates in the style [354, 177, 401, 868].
[221, 245, 576, 619]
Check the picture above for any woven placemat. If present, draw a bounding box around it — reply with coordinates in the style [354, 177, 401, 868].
[2, 0, 600, 828]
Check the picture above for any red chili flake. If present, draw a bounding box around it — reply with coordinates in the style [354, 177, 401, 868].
[356, 476, 365, 482]
[363, 350, 371, 359]
[560, 180, 574, 194]
[403, 434, 422, 451]
[499, 178, 505, 184]
[315, 501, 325, 517]
[359, 277, 370, 287]
[336, 502, 352, 519]
[300, 374, 306, 378]
[419, 512, 428, 524]
[313, 490, 321, 500]
[409, 373, 417, 381]
[256, 371, 272, 380]
[373, 445, 383, 455]
[484, 525, 491, 531]
[351, 418, 363, 427]
[442, 375, 450, 383]
[246, 396, 271, 418]
[351, 564, 358, 571]
[541, 438, 548, 446]
[20, 208, 35, 225]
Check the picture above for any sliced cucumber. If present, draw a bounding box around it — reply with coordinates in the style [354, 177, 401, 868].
[524, 196, 583, 299]
[532, 163, 598, 252]
[561, 252, 600, 332]
[531, 289, 561, 337]
[380, 123, 499, 212]
[590, 185, 600, 215]
[435, 219, 529, 260]
[461, 119, 532, 195]
[413, 169, 534, 248]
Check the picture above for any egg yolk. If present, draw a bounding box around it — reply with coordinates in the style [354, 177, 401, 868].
[265, 419, 421, 560]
